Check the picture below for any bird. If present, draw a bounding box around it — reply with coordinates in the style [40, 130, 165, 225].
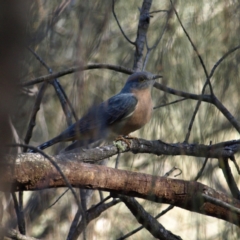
[31, 71, 155, 152]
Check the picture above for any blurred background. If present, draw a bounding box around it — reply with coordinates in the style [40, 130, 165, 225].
[2, 0, 240, 239]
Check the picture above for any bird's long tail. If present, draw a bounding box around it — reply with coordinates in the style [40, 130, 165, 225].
[28, 136, 60, 153]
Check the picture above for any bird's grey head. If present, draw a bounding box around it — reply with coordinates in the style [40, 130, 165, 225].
[121, 71, 155, 93]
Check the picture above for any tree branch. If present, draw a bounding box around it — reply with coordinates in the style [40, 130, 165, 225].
[117, 205, 174, 240]
[53, 138, 240, 162]
[4, 154, 240, 225]
[119, 195, 182, 240]
[11, 138, 240, 166]
[112, 0, 135, 45]
[133, 0, 153, 70]
[170, 0, 213, 95]
[22, 64, 135, 87]
[218, 158, 240, 200]
[71, 198, 120, 240]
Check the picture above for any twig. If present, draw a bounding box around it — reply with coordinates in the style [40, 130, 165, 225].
[27, 47, 77, 125]
[67, 208, 82, 240]
[47, 188, 69, 209]
[202, 193, 240, 214]
[24, 47, 50, 150]
[153, 82, 212, 102]
[8, 121, 26, 235]
[169, 0, 213, 95]
[27, 47, 50, 70]
[149, 9, 169, 14]
[9, 118, 22, 153]
[56, 81, 78, 121]
[183, 45, 240, 138]
[218, 158, 240, 200]
[115, 153, 121, 168]
[170, 4, 240, 141]
[18, 191, 25, 234]
[184, 81, 209, 142]
[213, 95, 240, 133]
[230, 155, 240, 175]
[209, 44, 240, 79]
[163, 166, 182, 177]
[88, 195, 112, 211]
[169, 1, 213, 142]
[153, 97, 187, 109]
[22, 64, 135, 87]
[98, 190, 104, 201]
[71, 198, 121, 240]
[143, 9, 169, 70]
[174, 168, 182, 177]
[119, 195, 182, 240]
[23, 81, 48, 151]
[51, 0, 72, 27]
[11, 192, 25, 234]
[194, 141, 212, 181]
[117, 205, 174, 240]
[71, 189, 110, 237]
[112, 0, 135, 45]
[29, 1, 71, 45]
[50, 79, 73, 126]
[207, 45, 240, 134]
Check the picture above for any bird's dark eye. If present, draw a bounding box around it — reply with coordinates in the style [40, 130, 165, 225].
[138, 76, 145, 82]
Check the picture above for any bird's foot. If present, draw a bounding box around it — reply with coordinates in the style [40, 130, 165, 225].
[124, 135, 137, 140]
[115, 135, 133, 148]
[125, 135, 141, 145]
[115, 135, 140, 149]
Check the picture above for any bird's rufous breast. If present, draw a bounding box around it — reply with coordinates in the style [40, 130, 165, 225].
[115, 88, 153, 136]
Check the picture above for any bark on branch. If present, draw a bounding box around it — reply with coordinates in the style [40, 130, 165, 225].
[2, 153, 240, 225]
[16, 138, 239, 165]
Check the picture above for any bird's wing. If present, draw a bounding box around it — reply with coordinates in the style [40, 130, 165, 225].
[103, 93, 138, 125]
[58, 93, 138, 140]
[80, 93, 138, 130]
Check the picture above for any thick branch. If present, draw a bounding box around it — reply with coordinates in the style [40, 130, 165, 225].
[3, 155, 240, 225]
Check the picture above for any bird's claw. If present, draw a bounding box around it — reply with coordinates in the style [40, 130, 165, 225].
[115, 135, 137, 148]
[115, 136, 131, 148]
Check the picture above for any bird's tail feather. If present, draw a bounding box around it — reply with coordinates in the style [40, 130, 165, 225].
[28, 137, 60, 153]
